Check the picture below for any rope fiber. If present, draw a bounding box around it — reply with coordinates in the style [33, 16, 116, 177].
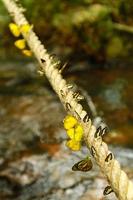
[1, 0, 133, 199]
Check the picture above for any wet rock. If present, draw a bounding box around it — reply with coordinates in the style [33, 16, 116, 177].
[59, 172, 80, 189]
[0, 177, 15, 198]
[0, 155, 48, 186]
[1, 144, 129, 200]
[0, 80, 65, 160]
[65, 184, 86, 200]
[101, 78, 127, 110]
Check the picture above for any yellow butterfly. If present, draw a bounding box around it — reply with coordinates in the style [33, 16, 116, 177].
[9, 23, 20, 37]
[66, 128, 75, 140]
[14, 39, 26, 50]
[67, 125, 83, 141]
[22, 49, 32, 57]
[63, 115, 78, 130]
[64, 115, 83, 151]
[74, 124, 83, 142]
[72, 157, 93, 172]
[20, 24, 32, 34]
[66, 139, 81, 151]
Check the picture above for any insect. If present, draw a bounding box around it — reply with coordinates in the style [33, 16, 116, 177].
[74, 124, 83, 142]
[60, 90, 65, 98]
[103, 185, 113, 195]
[63, 115, 78, 130]
[72, 157, 93, 172]
[22, 49, 32, 57]
[64, 115, 84, 151]
[90, 146, 96, 157]
[20, 24, 32, 34]
[73, 92, 84, 101]
[14, 39, 26, 50]
[66, 128, 75, 140]
[65, 102, 72, 112]
[66, 139, 81, 151]
[40, 58, 46, 64]
[101, 126, 108, 137]
[66, 123, 83, 143]
[83, 113, 89, 123]
[94, 126, 102, 138]
[9, 23, 20, 37]
[105, 152, 113, 162]
[67, 84, 73, 89]
[74, 111, 81, 120]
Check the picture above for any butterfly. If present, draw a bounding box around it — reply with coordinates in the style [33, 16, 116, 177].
[14, 39, 26, 49]
[22, 49, 32, 57]
[9, 23, 20, 37]
[66, 139, 81, 151]
[74, 124, 83, 142]
[20, 24, 32, 34]
[103, 185, 113, 195]
[72, 157, 93, 172]
[63, 115, 78, 130]
[66, 128, 75, 140]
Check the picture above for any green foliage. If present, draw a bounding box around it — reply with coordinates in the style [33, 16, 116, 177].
[0, 0, 133, 62]
[106, 37, 124, 58]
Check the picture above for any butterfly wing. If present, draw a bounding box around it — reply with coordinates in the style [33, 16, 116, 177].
[72, 158, 93, 172]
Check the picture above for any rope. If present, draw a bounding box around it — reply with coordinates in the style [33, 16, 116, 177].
[2, 0, 133, 199]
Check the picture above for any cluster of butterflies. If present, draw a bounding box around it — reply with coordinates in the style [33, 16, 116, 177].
[63, 115, 84, 151]
[63, 115, 93, 172]
[64, 115, 113, 195]
[9, 22, 32, 56]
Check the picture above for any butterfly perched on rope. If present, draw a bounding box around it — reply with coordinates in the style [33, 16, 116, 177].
[14, 39, 26, 49]
[22, 49, 32, 57]
[63, 115, 84, 151]
[72, 156, 93, 172]
[9, 23, 20, 37]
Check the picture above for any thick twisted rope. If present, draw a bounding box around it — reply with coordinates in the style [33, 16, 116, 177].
[2, 0, 133, 199]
